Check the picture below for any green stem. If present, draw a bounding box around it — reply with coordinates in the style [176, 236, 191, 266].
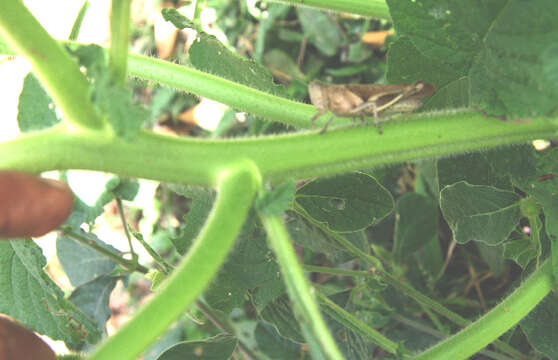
[416, 259, 554, 360]
[3, 110, 558, 188]
[0, 1, 105, 131]
[266, 0, 391, 20]
[69, 0, 90, 41]
[260, 215, 344, 360]
[116, 198, 135, 254]
[109, 0, 131, 85]
[90, 160, 261, 360]
[62, 228, 149, 274]
[131, 229, 173, 274]
[316, 291, 402, 356]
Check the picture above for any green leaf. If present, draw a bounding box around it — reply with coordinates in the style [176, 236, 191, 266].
[204, 215, 284, 313]
[475, 242, 505, 277]
[57, 232, 119, 287]
[437, 152, 511, 191]
[393, 193, 438, 260]
[189, 32, 288, 98]
[68, 275, 117, 339]
[440, 181, 522, 245]
[157, 334, 237, 360]
[0, 240, 101, 345]
[143, 324, 183, 360]
[256, 179, 296, 216]
[296, 8, 344, 57]
[161, 8, 195, 30]
[105, 177, 139, 201]
[520, 292, 558, 359]
[295, 172, 394, 233]
[66, 44, 148, 139]
[387, 0, 558, 118]
[170, 185, 216, 255]
[255, 321, 304, 360]
[484, 145, 537, 182]
[503, 236, 538, 269]
[17, 73, 60, 132]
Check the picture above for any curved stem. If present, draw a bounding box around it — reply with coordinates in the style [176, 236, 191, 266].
[260, 214, 344, 360]
[89, 160, 261, 360]
[415, 259, 554, 360]
[267, 0, 391, 20]
[2, 111, 558, 187]
[0, 0, 105, 131]
[109, 0, 131, 85]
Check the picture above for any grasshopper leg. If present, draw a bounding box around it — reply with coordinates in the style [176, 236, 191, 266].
[311, 110, 326, 129]
[319, 114, 335, 134]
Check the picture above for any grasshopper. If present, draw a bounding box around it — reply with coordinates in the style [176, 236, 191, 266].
[308, 80, 435, 133]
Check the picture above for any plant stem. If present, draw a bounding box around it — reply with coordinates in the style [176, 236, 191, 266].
[62, 228, 149, 274]
[69, 0, 90, 41]
[116, 198, 135, 254]
[316, 291, 402, 355]
[0, 1, 105, 131]
[89, 160, 261, 360]
[109, 0, 131, 85]
[416, 259, 554, 360]
[260, 215, 344, 360]
[266, 0, 391, 20]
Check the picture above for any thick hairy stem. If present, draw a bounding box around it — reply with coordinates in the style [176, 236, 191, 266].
[89, 160, 261, 360]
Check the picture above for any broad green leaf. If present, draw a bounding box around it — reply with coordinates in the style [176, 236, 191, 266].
[68, 275, 117, 340]
[484, 145, 537, 182]
[520, 292, 558, 359]
[161, 8, 195, 30]
[387, 37, 465, 110]
[256, 179, 296, 216]
[66, 44, 148, 140]
[475, 242, 505, 277]
[254, 321, 303, 360]
[57, 232, 118, 287]
[541, 43, 558, 96]
[157, 334, 237, 360]
[189, 32, 288, 98]
[295, 172, 394, 233]
[204, 215, 284, 313]
[170, 185, 215, 255]
[143, 324, 183, 360]
[296, 8, 344, 57]
[393, 193, 437, 260]
[440, 181, 521, 245]
[0, 240, 101, 345]
[17, 73, 60, 132]
[437, 152, 511, 191]
[387, 0, 558, 118]
[503, 236, 538, 269]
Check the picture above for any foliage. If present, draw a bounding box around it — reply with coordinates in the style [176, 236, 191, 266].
[1, 0, 558, 360]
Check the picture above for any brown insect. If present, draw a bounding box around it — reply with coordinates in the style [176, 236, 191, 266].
[308, 80, 436, 133]
[0, 171, 74, 238]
